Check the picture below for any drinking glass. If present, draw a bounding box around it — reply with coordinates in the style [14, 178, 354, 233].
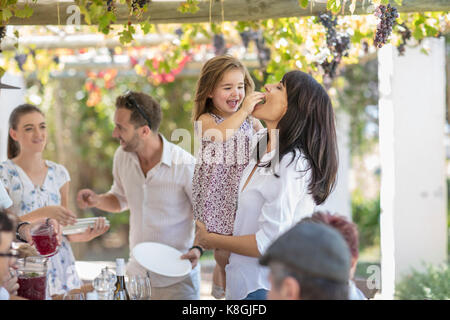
[63, 292, 85, 300]
[138, 275, 151, 300]
[125, 275, 140, 300]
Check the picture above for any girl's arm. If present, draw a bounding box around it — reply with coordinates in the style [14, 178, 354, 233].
[198, 92, 265, 142]
[195, 221, 261, 257]
[252, 117, 265, 133]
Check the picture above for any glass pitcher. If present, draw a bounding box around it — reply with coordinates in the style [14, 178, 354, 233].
[16, 256, 48, 300]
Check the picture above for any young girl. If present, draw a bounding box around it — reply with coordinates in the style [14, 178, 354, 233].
[0, 104, 109, 298]
[191, 55, 265, 299]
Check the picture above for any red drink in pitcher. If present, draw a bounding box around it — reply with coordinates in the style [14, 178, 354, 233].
[18, 274, 47, 300]
[31, 223, 59, 258]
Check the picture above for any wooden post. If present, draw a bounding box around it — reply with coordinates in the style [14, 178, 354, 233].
[378, 38, 447, 299]
[8, 0, 450, 26]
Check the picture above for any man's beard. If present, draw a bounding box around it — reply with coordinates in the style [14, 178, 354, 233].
[121, 132, 140, 152]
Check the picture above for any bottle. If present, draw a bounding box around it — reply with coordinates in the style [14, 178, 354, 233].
[113, 258, 130, 300]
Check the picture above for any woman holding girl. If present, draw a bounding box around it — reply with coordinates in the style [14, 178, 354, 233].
[195, 70, 339, 300]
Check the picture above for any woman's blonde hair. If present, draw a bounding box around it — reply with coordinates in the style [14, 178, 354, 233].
[192, 55, 255, 122]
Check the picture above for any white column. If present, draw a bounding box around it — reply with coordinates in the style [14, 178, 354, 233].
[0, 73, 26, 162]
[316, 110, 352, 221]
[378, 38, 447, 299]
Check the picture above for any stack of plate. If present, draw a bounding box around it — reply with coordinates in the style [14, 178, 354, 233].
[62, 217, 110, 235]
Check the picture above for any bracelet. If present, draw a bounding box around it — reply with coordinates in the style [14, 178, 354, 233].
[16, 222, 30, 243]
[190, 245, 204, 257]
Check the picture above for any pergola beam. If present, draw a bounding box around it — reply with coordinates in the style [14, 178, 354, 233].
[7, 0, 450, 26]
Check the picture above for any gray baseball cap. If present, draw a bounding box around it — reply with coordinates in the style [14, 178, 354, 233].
[259, 222, 351, 284]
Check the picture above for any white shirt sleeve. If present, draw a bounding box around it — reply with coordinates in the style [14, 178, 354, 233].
[109, 149, 129, 211]
[0, 180, 12, 211]
[254, 164, 302, 255]
[0, 287, 10, 300]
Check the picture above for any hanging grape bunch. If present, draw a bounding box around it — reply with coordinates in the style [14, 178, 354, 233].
[373, 4, 399, 48]
[253, 31, 271, 70]
[213, 34, 226, 56]
[107, 0, 115, 12]
[131, 0, 150, 12]
[239, 31, 251, 49]
[396, 23, 411, 56]
[0, 26, 6, 53]
[317, 12, 350, 80]
[14, 54, 28, 72]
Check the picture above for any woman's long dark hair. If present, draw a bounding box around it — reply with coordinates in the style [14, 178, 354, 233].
[261, 71, 338, 205]
[7, 104, 45, 159]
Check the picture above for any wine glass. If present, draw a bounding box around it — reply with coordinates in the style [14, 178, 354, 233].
[125, 275, 141, 300]
[138, 275, 151, 300]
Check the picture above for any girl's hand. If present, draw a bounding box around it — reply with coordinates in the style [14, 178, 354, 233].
[195, 220, 213, 250]
[241, 92, 266, 116]
[67, 217, 110, 243]
[45, 206, 77, 227]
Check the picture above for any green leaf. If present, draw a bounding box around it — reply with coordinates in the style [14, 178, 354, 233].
[424, 24, 438, 37]
[0, 66, 5, 78]
[14, 5, 33, 18]
[140, 20, 152, 34]
[327, 0, 341, 14]
[380, 0, 389, 5]
[1, 8, 13, 22]
[177, 0, 200, 14]
[299, 0, 309, 8]
[413, 26, 424, 41]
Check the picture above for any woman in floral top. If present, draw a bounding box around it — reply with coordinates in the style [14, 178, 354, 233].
[0, 104, 109, 298]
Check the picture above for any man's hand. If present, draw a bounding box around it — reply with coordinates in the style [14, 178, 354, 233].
[180, 247, 202, 269]
[2, 272, 19, 296]
[76, 189, 99, 209]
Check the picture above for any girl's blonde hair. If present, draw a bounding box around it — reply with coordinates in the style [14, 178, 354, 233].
[192, 55, 255, 122]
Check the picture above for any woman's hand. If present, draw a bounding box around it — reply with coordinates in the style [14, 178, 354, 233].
[241, 92, 266, 116]
[18, 218, 62, 246]
[67, 217, 110, 243]
[195, 220, 213, 250]
[45, 205, 77, 227]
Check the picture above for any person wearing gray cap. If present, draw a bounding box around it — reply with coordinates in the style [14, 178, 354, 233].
[259, 222, 351, 300]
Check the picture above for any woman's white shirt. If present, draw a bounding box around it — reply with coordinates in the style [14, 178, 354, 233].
[225, 131, 316, 300]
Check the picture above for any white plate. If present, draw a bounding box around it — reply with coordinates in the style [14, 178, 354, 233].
[62, 218, 110, 235]
[132, 242, 192, 277]
[63, 225, 89, 235]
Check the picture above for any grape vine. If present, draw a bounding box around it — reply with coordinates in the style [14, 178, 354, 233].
[317, 12, 351, 80]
